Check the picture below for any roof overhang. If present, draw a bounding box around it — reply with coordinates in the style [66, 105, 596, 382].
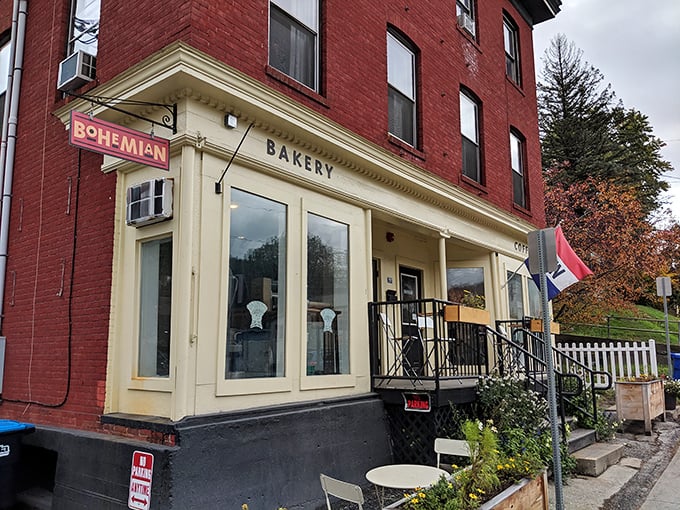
[518, 0, 562, 24]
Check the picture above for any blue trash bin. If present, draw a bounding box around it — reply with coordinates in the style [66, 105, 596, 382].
[670, 352, 680, 380]
[0, 420, 35, 509]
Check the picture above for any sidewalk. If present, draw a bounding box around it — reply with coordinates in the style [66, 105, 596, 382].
[550, 409, 680, 510]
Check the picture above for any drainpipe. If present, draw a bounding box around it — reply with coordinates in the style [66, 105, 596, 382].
[0, 0, 28, 333]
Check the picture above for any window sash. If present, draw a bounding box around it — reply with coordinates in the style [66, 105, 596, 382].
[138, 237, 172, 378]
[269, 2, 318, 90]
[68, 0, 100, 55]
[510, 132, 526, 207]
[226, 189, 287, 379]
[387, 32, 415, 100]
[503, 20, 520, 84]
[456, 0, 474, 19]
[306, 213, 350, 376]
[388, 86, 416, 145]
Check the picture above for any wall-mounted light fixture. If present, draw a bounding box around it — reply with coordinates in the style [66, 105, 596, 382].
[224, 114, 238, 129]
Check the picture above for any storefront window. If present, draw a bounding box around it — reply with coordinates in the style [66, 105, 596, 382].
[507, 270, 524, 319]
[528, 278, 542, 317]
[306, 213, 349, 375]
[226, 189, 287, 379]
[446, 267, 485, 308]
[138, 237, 172, 377]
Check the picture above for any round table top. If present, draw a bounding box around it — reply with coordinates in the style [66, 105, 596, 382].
[365, 464, 448, 489]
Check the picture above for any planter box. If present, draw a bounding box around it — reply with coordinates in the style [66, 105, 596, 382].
[481, 471, 549, 510]
[443, 305, 490, 325]
[528, 319, 560, 335]
[615, 379, 665, 433]
[384, 471, 548, 510]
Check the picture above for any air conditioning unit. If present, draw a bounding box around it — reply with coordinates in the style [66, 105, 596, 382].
[126, 178, 173, 227]
[457, 13, 476, 37]
[57, 50, 96, 92]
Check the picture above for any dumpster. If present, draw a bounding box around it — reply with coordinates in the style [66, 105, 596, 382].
[0, 420, 35, 509]
[671, 352, 680, 380]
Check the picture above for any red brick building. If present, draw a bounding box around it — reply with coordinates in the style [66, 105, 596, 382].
[0, 0, 560, 507]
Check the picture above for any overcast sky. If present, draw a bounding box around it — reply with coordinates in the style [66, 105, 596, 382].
[532, 0, 680, 220]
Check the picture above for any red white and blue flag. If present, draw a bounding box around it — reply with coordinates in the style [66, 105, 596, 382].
[526, 226, 593, 300]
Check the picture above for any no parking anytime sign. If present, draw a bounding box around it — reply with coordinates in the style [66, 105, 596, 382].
[128, 451, 154, 510]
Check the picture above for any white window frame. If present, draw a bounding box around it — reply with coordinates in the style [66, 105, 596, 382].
[503, 15, 521, 86]
[269, 0, 319, 91]
[387, 30, 417, 146]
[460, 90, 481, 183]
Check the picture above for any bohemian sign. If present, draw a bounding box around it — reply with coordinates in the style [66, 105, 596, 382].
[128, 450, 154, 510]
[70, 111, 170, 170]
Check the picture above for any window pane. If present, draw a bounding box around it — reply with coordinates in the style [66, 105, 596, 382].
[307, 213, 349, 375]
[138, 237, 172, 378]
[387, 33, 414, 99]
[388, 86, 415, 145]
[70, 0, 100, 55]
[269, 4, 316, 89]
[503, 19, 520, 84]
[226, 189, 287, 379]
[510, 132, 522, 173]
[513, 171, 526, 208]
[447, 268, 485, 308]
[459, 93, 477, 142]
[456, 0, 473, 17]
[507, 270, 524, 319]
[528, 278, 542, 317]
[272, 0, 317, 30]
[462, 137, 480, 181]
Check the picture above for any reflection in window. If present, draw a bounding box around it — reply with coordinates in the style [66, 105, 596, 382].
[269, 0, 318, 90]
[503, 16, 520, 86]
[528, 278, 542, 317]
[138, 237, 172, 378]
[447, 267, 485, 308]
[507, 270, 524, 319]
[226, 189, 287, 379]
[307, 213, 349, 375]
[387, 30, 417, 146]
[68, 0, 100, 55]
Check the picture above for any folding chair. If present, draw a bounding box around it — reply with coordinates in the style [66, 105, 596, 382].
[434, 437, 471, 471]
[319, 473, 364, 510]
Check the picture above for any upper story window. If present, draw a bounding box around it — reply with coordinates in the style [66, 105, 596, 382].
[510, 129, 527, 208]
[387, 30, 417, 147]
[503, 15, 520, 86]
[456, 0, 476, 37]
[269, 0, 319, 91]
[68, 0, 100, 56]
[0, 40, 10, 125]
[460, 90, 482, 183]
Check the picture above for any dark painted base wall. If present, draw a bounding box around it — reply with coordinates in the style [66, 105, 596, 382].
[21, 394, 392, 509]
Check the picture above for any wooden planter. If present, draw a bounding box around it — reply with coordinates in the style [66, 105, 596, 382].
[615, 379, 665, 433]
[480, 471, 548, 510]
[385, 471, 548, 509]
[443, 304, 490, 325]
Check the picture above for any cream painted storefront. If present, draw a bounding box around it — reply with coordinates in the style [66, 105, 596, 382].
[57, 43, 541, 422]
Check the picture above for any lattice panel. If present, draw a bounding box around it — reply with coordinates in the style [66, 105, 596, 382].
[385, 404, 456, 464]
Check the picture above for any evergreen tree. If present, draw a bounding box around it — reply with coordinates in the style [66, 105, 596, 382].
[538, 34, 672, 214]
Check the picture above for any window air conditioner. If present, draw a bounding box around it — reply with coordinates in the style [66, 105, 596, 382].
[57, 50, 96, 92]
[457, 13, 476, 36]
[126, 178, 173, 227]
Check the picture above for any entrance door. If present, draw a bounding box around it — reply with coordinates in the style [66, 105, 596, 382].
[399, 266, 424, 375]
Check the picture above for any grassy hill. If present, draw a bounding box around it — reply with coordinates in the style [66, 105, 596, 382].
[560, 304, 680, 345]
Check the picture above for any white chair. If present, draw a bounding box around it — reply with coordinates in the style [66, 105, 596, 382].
[319, 473, 364, 510]
[434, 438, 470, 470]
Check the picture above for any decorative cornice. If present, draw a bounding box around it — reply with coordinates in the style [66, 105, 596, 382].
[55, 41, 537, 239]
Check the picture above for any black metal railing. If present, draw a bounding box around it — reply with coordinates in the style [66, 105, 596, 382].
[368, 298, 490, 391]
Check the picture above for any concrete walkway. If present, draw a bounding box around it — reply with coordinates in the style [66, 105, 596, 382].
[639, 442, 680, 510]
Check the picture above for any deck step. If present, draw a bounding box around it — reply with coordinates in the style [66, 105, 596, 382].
[567, 427, 597, 453]
[572, 442, 625, 477]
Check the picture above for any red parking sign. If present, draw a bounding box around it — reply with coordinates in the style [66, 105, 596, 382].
[128, 451, 154, 510]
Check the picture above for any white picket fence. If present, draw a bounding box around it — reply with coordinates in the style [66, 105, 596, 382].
[556, 340, 657, 389]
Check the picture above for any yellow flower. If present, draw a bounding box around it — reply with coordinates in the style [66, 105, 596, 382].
[451, 464, 458, 469]
[242, 505, 249, 510]
[469, 493, 478, 500]
[477, 488, 485, 494]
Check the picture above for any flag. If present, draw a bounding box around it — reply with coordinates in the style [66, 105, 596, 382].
[526, 226, 593, 300]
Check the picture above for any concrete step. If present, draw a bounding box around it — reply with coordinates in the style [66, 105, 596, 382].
[572, 442, 625, 477]
[14, 487, 53, 510]
[568, 427, 597, 453]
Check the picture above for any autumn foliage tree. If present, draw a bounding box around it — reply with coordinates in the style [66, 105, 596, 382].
[544, 174, 678, 322]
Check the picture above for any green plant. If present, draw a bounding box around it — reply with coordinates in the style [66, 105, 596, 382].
[476, 376, 548, 432]
[566, 390, 619, 442]
[460, 290, 486, 310]
[664, 378, 680, 397]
